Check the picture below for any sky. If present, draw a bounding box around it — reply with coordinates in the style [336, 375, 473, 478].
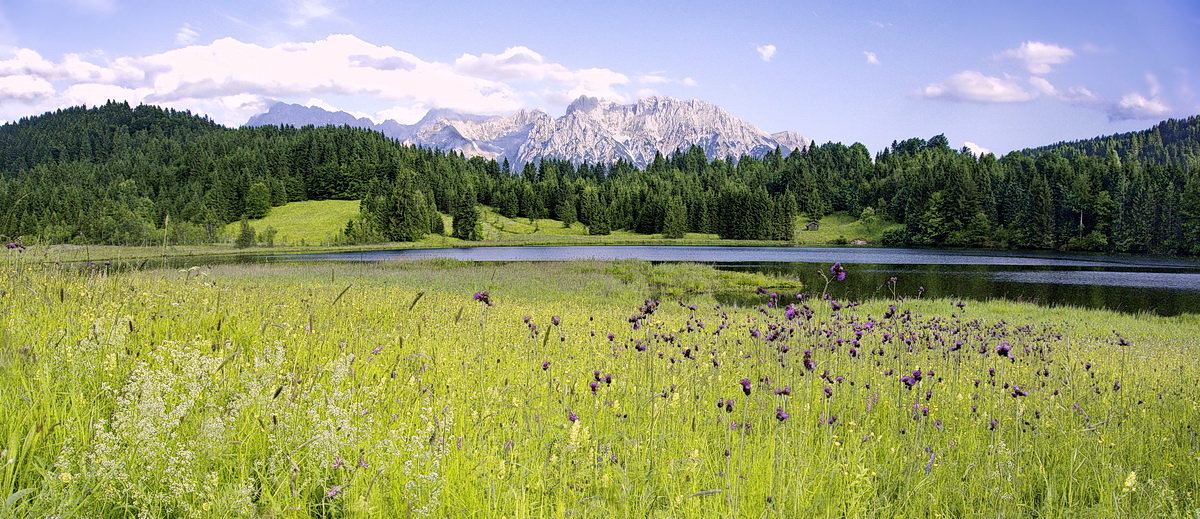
[0, 0, 1197, 156]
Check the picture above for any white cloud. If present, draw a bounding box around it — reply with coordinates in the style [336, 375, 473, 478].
[923, 42, 1183, 122]
[756, 44, 776, 62]
[1028, 76, 1057, 96]
[0, 34, 662, 126]
[303, 97, 374, 121]
[963, 141, 991, 157]
[864, 51, 879, 65]
[995, 41, 1075, 75]
[455, 46, 629, 105]
[61, 83, 148, 107]
[283, 0, 336, 27]
[1109, 92, 1171, 121]
[638, 74, 696, 87]
[374, 105, 427, 125]
[175, 24, 199, 46]
[921, 71, 1034, 103]
[1145, 72, 1162, 97]
[0, 74, 55, 103]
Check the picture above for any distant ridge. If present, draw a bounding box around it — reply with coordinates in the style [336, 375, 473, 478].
[245, 96, 810, 168]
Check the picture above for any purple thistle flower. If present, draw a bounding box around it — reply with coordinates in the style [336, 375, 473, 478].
[589, 381, 599, 394]
[550, 315, 561, 326]
[473, 291, 493, 306]
[996, 342, 1012, 357]
[607, 333, 615, 340]
[568, 411, 578, 422]
[1113, 380, 1121, 392]
[775, 407, 789, 421]
[824, 386, 833, 398]
[542, 361, 550, 370]
[829, 262, 846, 281]
[725, 399, 734, 413]
[739, 378, 752, 396]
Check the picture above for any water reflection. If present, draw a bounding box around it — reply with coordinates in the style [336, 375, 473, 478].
[257, 246, 1200, 316]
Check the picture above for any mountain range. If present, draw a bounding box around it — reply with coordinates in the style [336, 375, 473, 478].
[245, 96, 810, 169]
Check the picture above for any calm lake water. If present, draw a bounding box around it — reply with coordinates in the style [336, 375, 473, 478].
[264, 246, 1200, 316]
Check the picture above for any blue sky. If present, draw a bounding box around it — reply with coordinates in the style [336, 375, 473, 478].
[1, 0, 1197, 155]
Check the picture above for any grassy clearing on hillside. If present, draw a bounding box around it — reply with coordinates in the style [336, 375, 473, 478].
[21, 204, 894, 262]
[2, 255, 1198, 517]
[217, 200, 894, 249]
[224, 200, 362, 246]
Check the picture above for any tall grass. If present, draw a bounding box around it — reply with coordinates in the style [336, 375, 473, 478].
[1, 256, 1197, 517]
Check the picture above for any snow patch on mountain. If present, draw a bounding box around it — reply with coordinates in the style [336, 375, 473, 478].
[245, 96, 809, 169]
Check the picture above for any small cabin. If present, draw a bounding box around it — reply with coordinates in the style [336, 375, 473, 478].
[805, 221, 820, 231]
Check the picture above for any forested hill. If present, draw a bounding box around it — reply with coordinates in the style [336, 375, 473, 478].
[0, 101, 492, 245]
[1, 101, 1198, 256]
[1020, 115, 1200, 166]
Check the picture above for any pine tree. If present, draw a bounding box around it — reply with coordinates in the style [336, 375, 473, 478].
[234, 217, 256, 248]
[244, 182, 271, 219]
[661, 196, 687, 239]
[452, 199, 483, 240]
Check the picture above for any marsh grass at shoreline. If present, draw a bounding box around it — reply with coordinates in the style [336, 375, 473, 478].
[1, 259, 1197, 517]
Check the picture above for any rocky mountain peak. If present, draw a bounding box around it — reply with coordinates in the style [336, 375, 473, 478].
[245, 95, 807, 169]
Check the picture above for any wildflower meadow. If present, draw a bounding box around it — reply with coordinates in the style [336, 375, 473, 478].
[1, 254, 1198, 517]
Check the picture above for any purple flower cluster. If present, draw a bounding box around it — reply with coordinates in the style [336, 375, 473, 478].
[473, 291, 493, 306]
[829, 262, 846, 281]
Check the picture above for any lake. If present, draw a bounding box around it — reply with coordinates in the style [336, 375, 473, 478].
[264, 246, 1200, 316]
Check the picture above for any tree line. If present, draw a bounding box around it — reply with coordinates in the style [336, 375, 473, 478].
[1, 101, 1197, 255]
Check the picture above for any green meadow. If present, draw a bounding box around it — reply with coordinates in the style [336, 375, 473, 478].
[211, 201, 893, 249]
[1, 253, 1198, 517]
[222, 200, 363, 246]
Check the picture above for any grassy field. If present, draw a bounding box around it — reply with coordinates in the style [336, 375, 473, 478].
[222, 200, 362, 246]
[2, 256, 1197, 517]
[211, 201, 894, 248]
[18, 202, 896, 264]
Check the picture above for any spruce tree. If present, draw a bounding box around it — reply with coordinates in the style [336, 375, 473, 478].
[661, 196, 687, 239]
